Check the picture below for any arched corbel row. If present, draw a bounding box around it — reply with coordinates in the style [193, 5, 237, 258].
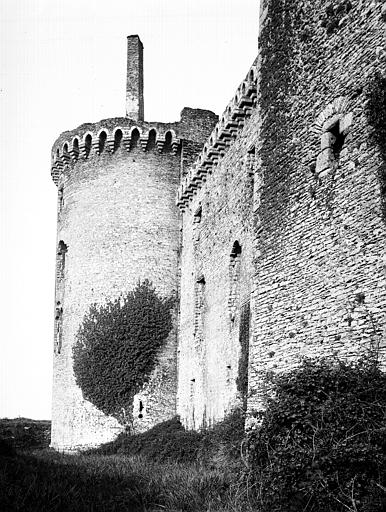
[51, 125, 182, 185]
[176, 61, 258, 209]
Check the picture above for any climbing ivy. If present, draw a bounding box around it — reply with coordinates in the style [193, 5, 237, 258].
[73, 280, 174, 424]
[247, 357, 386, 512]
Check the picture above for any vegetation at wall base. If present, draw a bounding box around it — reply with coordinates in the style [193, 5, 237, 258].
[73, 280, 174, 424]
[2, 357, 384, 511]
[0, 450, 253, 512]
[92, 409, 246, 470]
[246, 356, 386, 512]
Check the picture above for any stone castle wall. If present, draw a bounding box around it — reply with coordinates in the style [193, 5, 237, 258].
[51, 2, 386, 449]
[177, 0, 386, 425]
[247, 0, 386, 414]
[177, 63, 258, 428]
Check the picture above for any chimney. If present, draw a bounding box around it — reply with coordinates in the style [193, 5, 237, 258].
[126, 35, 144, 121]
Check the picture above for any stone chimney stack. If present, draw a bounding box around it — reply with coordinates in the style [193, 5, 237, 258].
[126, 35, 144, 121]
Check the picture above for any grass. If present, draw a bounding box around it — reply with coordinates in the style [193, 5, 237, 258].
[0, 415, 256, 512]
[0, 450, 256, 512]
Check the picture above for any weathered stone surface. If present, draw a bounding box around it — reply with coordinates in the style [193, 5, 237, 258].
[247, 0, 386, 417]
[51, 2, 386, 449]
[51, 111, 216, 451]
[52, 145, 181, 450]
[177, 0, 385, 426]
[177, 120, 256, 428]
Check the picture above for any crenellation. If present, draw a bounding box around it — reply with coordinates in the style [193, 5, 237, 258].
[52, 123, 188, 180]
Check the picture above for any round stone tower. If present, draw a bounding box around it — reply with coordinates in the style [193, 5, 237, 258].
[50, 35, 217, 451]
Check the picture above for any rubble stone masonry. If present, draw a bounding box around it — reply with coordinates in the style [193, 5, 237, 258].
[177, 0, 386, 426]
[177, 99, 257, 428]
[51, 112, 216, 451]
[51, 1, 386, 449]
[249, 0, 386, 414]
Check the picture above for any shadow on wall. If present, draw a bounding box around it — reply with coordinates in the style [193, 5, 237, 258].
[365, 72, 386, 223]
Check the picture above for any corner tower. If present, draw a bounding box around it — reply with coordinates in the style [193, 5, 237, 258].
[50, 36, 217, 451]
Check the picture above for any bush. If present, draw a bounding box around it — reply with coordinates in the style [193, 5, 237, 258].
[92, 410, 246, 469]
[0, 419, 51, 452]
[0, 438, 16, 457]
[93, 416, 202, 463]
[73, 280, 174, 424]
[247, 357, 386, 512]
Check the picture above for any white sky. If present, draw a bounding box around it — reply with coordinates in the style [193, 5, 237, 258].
[0, 0, 259, 420]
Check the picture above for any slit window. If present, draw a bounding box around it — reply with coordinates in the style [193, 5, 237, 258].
[54, 301, 63, 354]
[138, 400, 144, 419]
[194, 275, 205, 337]
[194, 205, 202, 223]
[328, 121, 346, 159]
[238, 300, 250, 408]
[315, 111, 352, 176]
[246, 146, 256, 207]
[193, 205, 202, 242]
[58, 186, 64, 213]
[57, 241, 68, 279]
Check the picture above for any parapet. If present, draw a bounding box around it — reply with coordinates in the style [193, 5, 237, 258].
[179, 108, 219, 142]
[51, 111, 217, 186]
[176, 61, 258, 209]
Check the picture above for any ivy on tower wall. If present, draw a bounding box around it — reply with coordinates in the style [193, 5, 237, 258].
[73, 280, 174, 425]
